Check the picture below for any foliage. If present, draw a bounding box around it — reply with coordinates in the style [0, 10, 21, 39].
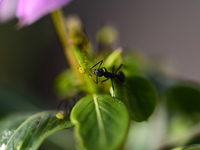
[1, 10, 200, 150]
[71, 95, 129, 150]
[0, 111, 73, 150]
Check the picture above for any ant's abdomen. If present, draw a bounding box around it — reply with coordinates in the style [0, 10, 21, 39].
[116, 71, 125, 82]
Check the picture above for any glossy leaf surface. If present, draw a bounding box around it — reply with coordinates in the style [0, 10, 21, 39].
[115, 75, 158, 122]
[0, 111, 73, 150]
[71, 94, 129, 150]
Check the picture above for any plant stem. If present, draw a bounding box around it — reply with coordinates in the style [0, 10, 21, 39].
[51, 10, 98, 94]
[51, 10, 82, 80]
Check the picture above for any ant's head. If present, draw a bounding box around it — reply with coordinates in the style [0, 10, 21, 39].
[93, 68, 104, 77]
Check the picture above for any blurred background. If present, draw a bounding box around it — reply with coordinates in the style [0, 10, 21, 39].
[1, 0, 200, 149]
[1, 0, 200, 111]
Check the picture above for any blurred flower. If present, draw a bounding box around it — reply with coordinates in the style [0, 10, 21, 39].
[0, 0, 72, 26]
[0, 0, 19, 22]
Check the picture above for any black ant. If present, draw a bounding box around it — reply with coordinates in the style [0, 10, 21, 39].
[89, 60, 129, 95]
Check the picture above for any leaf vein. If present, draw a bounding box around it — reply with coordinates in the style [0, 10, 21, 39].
[93, 94, 106, 141]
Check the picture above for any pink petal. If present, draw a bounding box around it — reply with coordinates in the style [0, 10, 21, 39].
[0, 0, 19, 22]
[16, 0, 72, 26]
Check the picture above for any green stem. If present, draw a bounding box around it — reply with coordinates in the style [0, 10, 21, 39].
[72, 46, 98, 94]
[51, 10, 97, 94]
[51, 10, 82, 81]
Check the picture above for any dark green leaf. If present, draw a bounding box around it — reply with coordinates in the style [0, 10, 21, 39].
[166, 85, 200, 115]
[0, 111, 73, 150]
[115, 75, 158, 122]
[70, 94, 129, 150]
[184, 144, 200, 150]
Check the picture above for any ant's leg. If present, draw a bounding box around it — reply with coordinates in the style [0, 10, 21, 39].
[112, 65, 115, 73]
[101, 78, 109, 83]
[89, 74, 98, 84]
[115, 64, 124, 74]
[90, 60, 103, 70]
[114, 78, 130, 91]
[96, 75, 98, 84]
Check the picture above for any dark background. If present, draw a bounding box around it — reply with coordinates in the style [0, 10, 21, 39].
[0, 0, 200, 109]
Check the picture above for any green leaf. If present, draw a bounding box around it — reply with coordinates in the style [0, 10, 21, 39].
[184, 145, 200, 150]
[70, 94, 129, 150]
[0, 112, 33, 149]
[0, 111, 73, 150]
[172, 147, 183, 150]
[122, 50, 148, 76]
[115, 75, 158, 122]
[166, 85, 200, 115]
